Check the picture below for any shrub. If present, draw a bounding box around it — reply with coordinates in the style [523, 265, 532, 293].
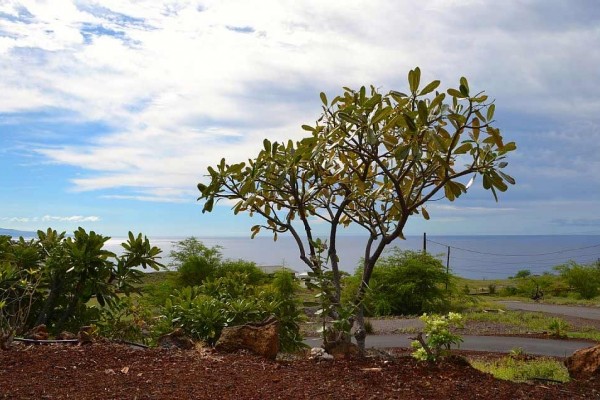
[95, 297, 153, 343]
[412, 312, 463, 361]
[346, 250, 452, 316]
[555, 261, 600, 299]
[157, 271, 305, 351]
[177, 255, 218, 286]
[216, 260, 267, 285]
[548, 318, 569, 338]
[514, 269, 531, 279]
[169, 237, 222, 270]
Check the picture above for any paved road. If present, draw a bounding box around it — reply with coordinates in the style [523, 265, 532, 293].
[496, 301, 600, 320]
[305, 334, 593, 357]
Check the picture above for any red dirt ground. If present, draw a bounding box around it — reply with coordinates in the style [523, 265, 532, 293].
[1, 343, 600, 399]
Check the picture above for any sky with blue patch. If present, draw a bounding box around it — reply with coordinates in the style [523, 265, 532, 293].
[1, 0, 599, 237]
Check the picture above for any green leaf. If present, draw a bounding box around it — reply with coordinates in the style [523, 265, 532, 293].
[429, 93, 446, 110]
[459, 77, 469, 92]
[197, 183, 207, 193]
[263, 139, 271, 153]
[403, 114, 417, 132]
[320, 92, 328, 106]
[250, 225, 261, 239]
[339, 112, 362, 126]
[459, 84, 469, 97]
[301, 124, 315, 132]
[417, 100, 428, 123]
[408, 67, 421, 93]
[447, 88, 465, 98]
[371, 106, 393, 125]
[419, 80, 440, 96]
[486, 104, 496, 121]
[204, 198, 214, 213]
[503, 141, 517, 152]
[421, 207, 430, 220]
[498, 170, 516, 185]
[454, 143, 472, 154]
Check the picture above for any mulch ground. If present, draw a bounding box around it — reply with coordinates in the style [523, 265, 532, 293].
[2, 343, 599, 399]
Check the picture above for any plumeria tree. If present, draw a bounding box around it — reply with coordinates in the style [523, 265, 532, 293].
[197, 67, 516, 351]
[0, 228, 164, 339]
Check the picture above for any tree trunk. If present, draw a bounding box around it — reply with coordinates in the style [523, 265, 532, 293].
[354, 303, 366, 355]
[35, 278, 62, 326]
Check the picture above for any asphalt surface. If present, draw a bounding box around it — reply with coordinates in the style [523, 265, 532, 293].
[304, 334, 593, 357]
[496, 301, 600, 320]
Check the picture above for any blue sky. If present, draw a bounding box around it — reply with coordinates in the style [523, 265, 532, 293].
[1, 0, 599, 237]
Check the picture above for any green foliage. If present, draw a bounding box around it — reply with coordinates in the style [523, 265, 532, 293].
[411, 312, 463, 361]
[471, 356, 570, 383]
[0, 227, 164, 334]
[514, 269, 531, 279]
[347, 250, 452, 316]
[555, 261, 600, 299]
[178, 255, 217, 286]
[216, 259, 267, 285]
[95, 297, 153, 344]
[158, 271, 305, 351]
[169, 237, 222, 270]
[548, 318, 569, 338]
[197, 69, 516, 341]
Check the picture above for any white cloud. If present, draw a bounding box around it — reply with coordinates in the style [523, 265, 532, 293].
[1, 215, 100, 223]
[1, 0, 599, 206]
[41, 215, 100, 222]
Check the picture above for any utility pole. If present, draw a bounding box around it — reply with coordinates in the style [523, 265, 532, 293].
[445, 246, 451, 291]
[423, 232, 427, 254]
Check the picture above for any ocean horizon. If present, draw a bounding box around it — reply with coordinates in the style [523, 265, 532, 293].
[101, 234, 600, 280]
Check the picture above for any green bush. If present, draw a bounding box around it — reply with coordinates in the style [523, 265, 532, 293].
[158, 271, 305, 351]
[216, 260, 267, 285]
[555, 261, 600, 299]
[177, 255, 218, 286]
[345, 250, 452, 316]
[412, 312, 463, 361]
[1, 228, 163, 334]
[514, 269, 531, 279]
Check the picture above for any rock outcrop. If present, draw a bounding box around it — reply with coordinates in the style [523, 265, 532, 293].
[215, 316, 279, 359]
[565, 344, 600, 378]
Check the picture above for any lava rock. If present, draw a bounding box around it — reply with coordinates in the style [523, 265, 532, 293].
[158, 328, 195, 350]
[565, 344, 600, 378]
[215, 315, 279, 360]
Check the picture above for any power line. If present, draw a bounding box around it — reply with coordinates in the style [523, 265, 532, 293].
[426, 238, 600, 257]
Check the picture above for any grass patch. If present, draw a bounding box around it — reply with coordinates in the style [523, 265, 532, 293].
[470, 356, 570, 383]
[466, 310, 553, 331]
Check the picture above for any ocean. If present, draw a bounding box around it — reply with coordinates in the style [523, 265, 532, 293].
[104, 235, 600, 280]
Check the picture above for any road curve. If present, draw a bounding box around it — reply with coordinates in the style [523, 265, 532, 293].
[305, 334, 594, 357]
[496, 301, 600, 320]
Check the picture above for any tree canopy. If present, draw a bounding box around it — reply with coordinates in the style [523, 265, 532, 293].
[197, 67, 516, 349]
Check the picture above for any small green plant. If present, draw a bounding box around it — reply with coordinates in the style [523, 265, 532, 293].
[487, 284, 496, 295]
[462, 284, 471, 295]
[509, 347, 525, 357]
[411, 312, 463, 361]
[95, 297, 153, 343]
[471, 356, 570, 383]
[548, 318, 569, 338]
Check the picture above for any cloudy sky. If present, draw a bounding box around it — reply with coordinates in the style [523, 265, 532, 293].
[1, 0, 599, 238]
